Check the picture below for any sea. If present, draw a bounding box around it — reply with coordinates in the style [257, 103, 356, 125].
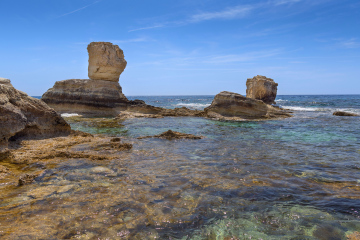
[3, 95, 360, 239]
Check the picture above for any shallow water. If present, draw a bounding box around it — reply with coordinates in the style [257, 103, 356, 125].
[1, 95, 360, 239]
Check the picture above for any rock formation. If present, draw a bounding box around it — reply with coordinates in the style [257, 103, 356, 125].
[42, 42, 135, 116]
[333, 111, 359, 116]
[138, 130, 204, 140]
[88, 42, 127, 82]
[0, 77, 13, 87]
[246, 75, 278, 104]
[0, 79, 71, 151]
[204, 91, 291, 121]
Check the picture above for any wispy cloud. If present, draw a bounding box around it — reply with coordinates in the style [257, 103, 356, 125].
[57, 0, 103, 18]
[189, 5, 253, 22]
[129, 24, 164, 32]
[111, 37, 151, 44]
[273, 0, 302, 6]
[205, 49, 282, 63]
[340, 38, 360, 48]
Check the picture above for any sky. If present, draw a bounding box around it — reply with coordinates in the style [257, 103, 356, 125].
[1, 0, 359, 96]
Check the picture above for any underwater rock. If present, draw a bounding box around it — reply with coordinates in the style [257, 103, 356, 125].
[18, 173, 38, 186]
[88, 42, 127, 82]
[333, 111, 359, 116]
[347, 231, 360, 240]
[138, 130, 204, 140]
[204, 91, 292, 120]
[0, 82, 71, 150]
[117, 106, 205, 119]
[246, 75, 278, 104]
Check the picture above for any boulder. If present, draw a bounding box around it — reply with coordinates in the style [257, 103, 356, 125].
[42, 79, 130, 116]
[333, 111, 359, 116]
[88, 42, 127, 82]
[0, 82, 71, 150]
[246, 75, 278, 104]
[0, 77, 13, 87]
[204, 91, 291, 121]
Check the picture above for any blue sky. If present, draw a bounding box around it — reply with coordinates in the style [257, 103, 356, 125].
[1, 0, 359, 96]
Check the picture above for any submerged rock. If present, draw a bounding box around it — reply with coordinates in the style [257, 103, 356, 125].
[0, 81, 71, 150]
[138, 130, 204, 140]
[333, 111, 359, 116]
[18, 173, 38, 186]
[117, 106, 205, 119]
[88, 42, 127, 82]
[204, 91, 291, 121]
[246, 75, 278, 104]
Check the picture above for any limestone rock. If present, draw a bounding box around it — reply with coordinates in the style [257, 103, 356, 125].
[333, 111, 359, 116]
[138, 130, 204, 140]
[0, 84, 71, 150]
[204, 91, 291, 121]
[42, 79, 132, 116]
[0, 77, 13, 87]
[88, 42, 127, 82]
[246, 75, 278, 104]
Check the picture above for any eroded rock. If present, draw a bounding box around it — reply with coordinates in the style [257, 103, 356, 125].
[246, 75, 278, 104]
[333, 111, 359, 117]
[204, 91, 291, 121]
[138, 130, 204, 140]
[88, 42, 127, 82]
[0, 77, 13, 87]
[0, 82, 71, 150]
[19, 173, 37, 186]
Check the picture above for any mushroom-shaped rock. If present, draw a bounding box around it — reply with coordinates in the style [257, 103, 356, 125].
[88, 42, 127, 82]
[246, 75, 278, 104]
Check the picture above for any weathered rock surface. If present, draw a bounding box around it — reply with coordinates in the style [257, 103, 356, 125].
[204, 91, 291, 121]
[41, 79, 135, 116]
[246, 75, 278, 104]
[0, 82, 71, 151]
[0, 77, 13, 87]
[19, 173, 38, 186]
[117, 105, 205, 119]
[138, 130, 204, 140]
[333, 111, 359, 117]
[88, 42, 127, 82]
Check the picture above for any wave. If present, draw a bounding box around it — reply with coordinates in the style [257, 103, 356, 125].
[61, 113, 81, 117]
[176, 103, 211, 110]
[276, 99, 288, 102]
[282, 106, 326, 112]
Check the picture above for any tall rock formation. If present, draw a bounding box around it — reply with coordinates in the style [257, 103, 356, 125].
[204, 91, 291, 121]
[42, 42, 133, 116]
[0, 77, 13, 87]
[246, 75, 278, 104]
[88, 42, 127, 82]
[0, 79, 71, 151]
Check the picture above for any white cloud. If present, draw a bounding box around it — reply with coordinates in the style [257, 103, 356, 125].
[205, 49, 282, 63]
[128, 24, 164, 32]
[112, 37, 150, 44]
[340, 38, 360, 48]
[56, 0, 103, 18]
[189, 5, 253, 22]
[273, 0, 302, 6]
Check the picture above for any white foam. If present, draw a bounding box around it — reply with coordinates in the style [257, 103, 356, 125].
[176, 103, 211, 109]
[61, 113, 81, 117]
[282, 106, 325, 112]
[276, 99, 288, 102]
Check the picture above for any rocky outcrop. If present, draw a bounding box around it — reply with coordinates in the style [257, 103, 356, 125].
[138, 130, 204, 140]
[42, 79, 132, 116]
[246, 75, 278, 104]
[333, 111, 359, 116]
[0, 81, 71, 150]
[42, 42, 137, 116]
[88, 42, 127, 82]
[204, 91, 291, 121]
[116, 106, 205, 119]
[0, 77, 13, 87]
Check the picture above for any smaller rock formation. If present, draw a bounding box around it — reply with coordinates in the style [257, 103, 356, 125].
[117, 105, 205, 119]
[333, 111, 359, 116]
[246, 75, 278, 104]
[88, 42, 127, 82]
[0, 77, 13, 87]
[18, 173, 38, 186]
[204, 91, 291, 121]
[138, 130, 204, 140]
[1, 79, 71, 150]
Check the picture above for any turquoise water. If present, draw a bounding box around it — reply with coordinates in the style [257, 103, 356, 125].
[16, 95, 360, 239]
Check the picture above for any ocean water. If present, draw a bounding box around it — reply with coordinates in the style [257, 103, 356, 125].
[2, 95, 360, 239]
